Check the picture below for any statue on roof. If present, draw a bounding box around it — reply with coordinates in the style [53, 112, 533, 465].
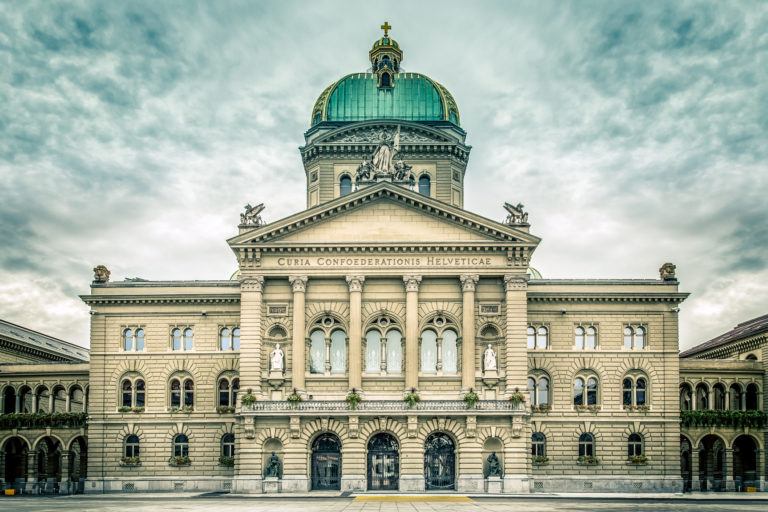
[504, 202, 528, 224]
[659, 262, 676, 281]
[240, 203, 266, 226]
[93, 265, 110, 283]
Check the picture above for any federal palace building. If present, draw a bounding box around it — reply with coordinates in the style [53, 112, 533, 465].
[1, 25, 766, 495]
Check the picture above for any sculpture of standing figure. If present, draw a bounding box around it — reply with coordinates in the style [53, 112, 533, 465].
[371, 126, 400, 174]
[487, 452, 502, 477]
[483, 344, 497, 371]
[265, 451, 280, 478]
[270, 344, 284, 372]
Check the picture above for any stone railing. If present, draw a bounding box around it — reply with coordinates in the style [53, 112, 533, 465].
[242, 400, 526, 414]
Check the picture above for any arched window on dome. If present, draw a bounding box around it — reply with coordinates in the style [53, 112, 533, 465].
[381, 72, 391, 87]
[340, 175, 352, 196]
[419, 175, 431, 196]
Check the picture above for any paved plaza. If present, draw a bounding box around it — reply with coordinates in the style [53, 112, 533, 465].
[3, 495, 768, 512]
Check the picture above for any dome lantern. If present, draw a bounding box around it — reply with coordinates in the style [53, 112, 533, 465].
[369, 21, 402, 89]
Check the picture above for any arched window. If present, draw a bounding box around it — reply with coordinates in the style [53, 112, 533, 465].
[221, 433, 235, 458]
[173, 434, 189, 458]
[381, 72, 391, 87]
[184, 328, 194, 350]
[124, 329, 133, 351]
[635, 327, 644, 349]
[586, 327, 596, 349]
[746, 384, 759, 410]
[365, 330, 382, 374]
[340, 175, 352, 196]
[695, 383, 709, 410]
[125, 434, 140, 458]
[386, 330, 402, 374]
[442, 329, 458, 374]
[578, 433, 595, 457]
[121, 378, 145, 409]
[184, 379, 194, 407]
[122, 380, 133, 408]
[574, 375, 598, 406]
[680, 384, 692, 411]
[172, 328, 182, 351]
[622, 378, 633, 407]
[232, 328, 240, 350]
[537, 377, 549, 405]
[527, 377, 535, 404]
[421, 329, 437, 374]
[220, 328, 231, 350]
[219, 378, 231, 407]
[624, 327, 633, 349]
[526, 327, 536, 349]
[623, 376, 647, 408]
[624, 325, 646, 349]
[2, 387, 15, 414]
[309, 330, 325, 374]
[36, 386, 50, 413]
[713, 383, 726, 410]
[745, 354, 758, 361]
[636, 378, 646, 406]
[330, 330, 346, 374]
[729, 384, 743, 410]
[136, 329, 145, 351]
[170, 379, 181, 408]
[574, 327, 584, 349]
[418, 175, 430, 196]
[627, 433, 643, 457]
[532, 432, 546, 457]
[587, 377, 598, 405]
[536, 327, 548, 349]
[574, 378, 584, 406]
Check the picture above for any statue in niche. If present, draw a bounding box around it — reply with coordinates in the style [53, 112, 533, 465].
[483, 344, 497, 372]
[487, 452, 502, 477]
[270, 344, 284, 372]
[265, 451, 280, 478]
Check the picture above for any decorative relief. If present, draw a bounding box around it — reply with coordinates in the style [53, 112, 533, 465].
[346, 275, 365, 293]
[290, 416, 301, 438]
[348, 416, 359, 438]
[245, 418, 256, 440]
[403, 275, 422, 293]
[466, 416, 477, 438]
[354, 126, 415, 188]
[407, 416, 418, 438]
[289, 275, 308, 293]
[511, 415, 523, 438]
[460, 274, 479, 292]
[241, 276, 265, 292]
[504, 275, 528, 291]
[328, 126, 441, 144]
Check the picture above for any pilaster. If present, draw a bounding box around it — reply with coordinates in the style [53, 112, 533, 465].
[403, 275, 422, 391]
[460, 274, 479, 391]
[504, 275, 528, 393]
[347, 276, 365, 390]
[239, 276, 265, 397]
[289, 276, 308, 391]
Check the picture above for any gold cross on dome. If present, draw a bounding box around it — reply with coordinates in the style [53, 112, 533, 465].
[381, 21, 392, 37]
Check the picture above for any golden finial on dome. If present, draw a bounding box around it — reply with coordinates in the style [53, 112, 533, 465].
[380, 21, 391, 37]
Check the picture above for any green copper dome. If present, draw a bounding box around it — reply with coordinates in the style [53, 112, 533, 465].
[311, 72, 460, 127]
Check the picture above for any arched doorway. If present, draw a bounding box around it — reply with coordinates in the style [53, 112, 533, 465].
[311, 433, 341, 490]
[680, 436, 692, 492]
[3, 437, 28, 491]
[733, 435, 759, 491]
[698, 435, 725, 491]
[367, 433, 399, 490]
[424, 432, 455, 490]
[69, 436, 87, 494]
[36, 436, 62, 494]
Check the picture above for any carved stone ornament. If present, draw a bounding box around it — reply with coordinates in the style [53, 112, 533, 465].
[240, 203, 266, 226]
[290, 416, 301, 438]
[503, 202, 529, 225]
[354, 126, 416, 190]
[92, 265, 111, 283]
[346, 275, 365, 293]
[460, 274, 479, 292]
[466, 415, 477, 438]
[659, 262, 677, 281]
[407, 415, 418, 438]
[348, 416, 359, 438]
[504, 274, 528, 291]
[511, 415, 523, 438]
[241, 276, 264, 292]
[328, 126, 440, 144]
[403, 275, 422, 292]
[289, 275, 308, 293]
[244, 419, 256, 440]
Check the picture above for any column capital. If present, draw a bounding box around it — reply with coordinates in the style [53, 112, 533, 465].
[289, 275, 308, 293]
[460, 274, 479, 292]
[346, 275, 365, 293]
[503, 274, 528, 291]
[240, 276, 265, 292]
[403, 275, 422, 292]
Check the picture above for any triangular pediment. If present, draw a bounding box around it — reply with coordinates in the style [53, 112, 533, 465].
[228, 182, 540, 248]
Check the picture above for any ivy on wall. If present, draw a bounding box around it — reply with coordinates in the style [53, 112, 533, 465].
[680, 409, 767, 429]
[0, 412, 88, 429]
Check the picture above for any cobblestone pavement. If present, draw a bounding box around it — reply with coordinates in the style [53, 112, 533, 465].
[3, 495, 768, 512]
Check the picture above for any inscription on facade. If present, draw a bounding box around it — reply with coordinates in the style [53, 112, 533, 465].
[479, 303, 500, 315]
[267, 304, 288, 316]
[274, 256, 497, 268]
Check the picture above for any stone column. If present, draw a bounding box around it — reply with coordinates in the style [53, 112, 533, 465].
[48, 392, 54, 413]
[239, 277, 265, 397]
[724, 448, 734, 491]
[15, 394, 20, 413]
[65, 393, 71, 413]
[503, 275, 529, 392]
[403, 275, 422, 391]
[690, 448, 700, 491]
[59, 450, 71, 495]
[24, 450, 37, 494]
[347, 276, 365, 390]
[290, 276, 308, 392]
[757, 449, 766, 491]
[460, 274, 479, 391]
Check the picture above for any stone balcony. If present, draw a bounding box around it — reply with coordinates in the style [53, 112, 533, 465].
[240, 400, 528, 417]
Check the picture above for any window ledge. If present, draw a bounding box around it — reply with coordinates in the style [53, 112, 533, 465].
[119, 459, 141, 467]
[626, 461, 648, 466]
[169, 457, 191, 467]
[576, 460, 600, 466]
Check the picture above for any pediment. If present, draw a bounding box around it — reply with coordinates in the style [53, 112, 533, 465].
[316, 121, 456, 145]
[229, 182, 540, 248]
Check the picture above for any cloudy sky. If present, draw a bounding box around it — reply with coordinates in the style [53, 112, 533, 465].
[1, 1, 766, 351]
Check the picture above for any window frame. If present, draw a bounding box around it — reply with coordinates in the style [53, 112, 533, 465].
[531, 432, 546, 457]
[221, 433, 235, 458]
[124, 434, 140, 458]
[173, 434, 189, 458]
[627, 433, 643, 458]
[169, 376, 195, 410]
[171, 326, 194, 351]
[622, 374, 648, 409]
[122, 326, 145, 352]
[578, 433, 595, 458]
[623, 324, 647, 350]
[528, 372, 551, 407]
[419, 315, 460, 376]
[218, 326, 241, 351]
[119, 376, 145, 409]
[573, 372, 600, 408]
[527, 324, 549, 350]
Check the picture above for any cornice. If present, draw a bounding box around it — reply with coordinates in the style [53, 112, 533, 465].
[80, 294, 241, 306]
[527, 292, 689, 304]
[683, 333, 767, 360]
[0, 338, 72, 363]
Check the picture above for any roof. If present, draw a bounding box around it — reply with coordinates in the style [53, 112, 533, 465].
[311, 72, 460, 127]
[680, 313, 768, 358]
[0, 318, 89, 362]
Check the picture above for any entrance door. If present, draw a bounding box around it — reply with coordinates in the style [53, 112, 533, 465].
[367, 433, 399, 490]
[424, 432, 455, 490]
[311, 433, 341, 490]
